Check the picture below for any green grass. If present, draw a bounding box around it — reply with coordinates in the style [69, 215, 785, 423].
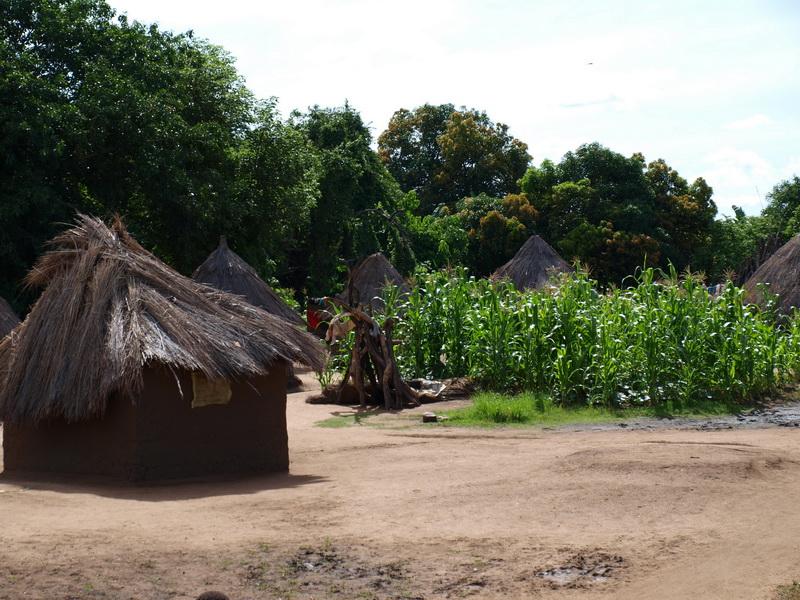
[316, 413, 376, 428]
[441, 391, 752, 427]
[776, 581, 800, 600]
[443, 392, 634, 427]
[314, 391, 753, 429]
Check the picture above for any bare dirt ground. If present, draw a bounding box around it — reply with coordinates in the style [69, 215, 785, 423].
[2, 370, 800, 600]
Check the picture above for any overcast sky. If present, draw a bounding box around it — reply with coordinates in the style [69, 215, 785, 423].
[108, 0, 799, 218]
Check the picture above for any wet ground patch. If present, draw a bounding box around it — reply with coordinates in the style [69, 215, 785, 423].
[535, 550, 626, 588]
[239, 542, 413, 598]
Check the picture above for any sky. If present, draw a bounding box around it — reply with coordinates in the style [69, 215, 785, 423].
[108, 0, 800, 218]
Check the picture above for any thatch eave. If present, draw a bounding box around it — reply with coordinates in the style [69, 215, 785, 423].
[0, 296, 20, 338]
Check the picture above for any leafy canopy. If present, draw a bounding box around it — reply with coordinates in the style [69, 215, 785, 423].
[0, 0, 319, 307]
[378, 104, 531, 214]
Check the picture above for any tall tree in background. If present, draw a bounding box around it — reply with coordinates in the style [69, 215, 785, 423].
[761, 176, 800, 237]
[378, 104, 531, 213]
[645, 157, 716, 272]
[233, 100, 320, 277]
[376, 103, 453, 209]
[520, 143, 717, 284]
[0, 0, 320, 308]
[289, 104, 405, 296]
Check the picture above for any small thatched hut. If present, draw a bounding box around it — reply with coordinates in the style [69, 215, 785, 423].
[338, 252, 410, 313]
[743, 234, 800, 315]
[0, 296, 20, 338]
[0, 215, 325, 481]
[491, 235, 572, 290]
[192, 236, 304, 327]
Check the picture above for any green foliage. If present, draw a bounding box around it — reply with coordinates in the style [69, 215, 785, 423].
[411, 213, 470, 269]
[289, 104, 405, 296]
[646, 158, 716, 271]
[233, 100, 320, 276]
[762, 175, 800, 237]
[377, 103, 453, 210]
[378, 104, 531, 213]
[335, 266, 800, 408]
[0, 0, 321, 307]
[700, 210, 777, 279]
[519, 144, 718, 285]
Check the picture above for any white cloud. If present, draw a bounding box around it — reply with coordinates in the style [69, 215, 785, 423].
[783, 156, 800, 178]
[702, 146, 774, 185]
[725, 114, 773, 130]
[701, 147, 787, 216]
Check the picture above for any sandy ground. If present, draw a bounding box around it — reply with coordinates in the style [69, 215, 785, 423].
[1, 371, 800, 600]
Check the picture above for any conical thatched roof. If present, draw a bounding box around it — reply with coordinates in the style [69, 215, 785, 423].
[337, 253, 410, 313]
[743, 233, 800, 315]
[192, 236, 304, 327]
[0, 296, 20, 338]
[491, 235, 572, 290]
[0, 215, 326, 424]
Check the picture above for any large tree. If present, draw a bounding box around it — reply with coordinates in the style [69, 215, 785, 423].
[520, 143, 717, 284]
[761, 175, 800, 237]
[645, 157, 716, 272]
[0, 0, 319, 308]
[288, 104, 406, 296]
[378, 104, 531, 213]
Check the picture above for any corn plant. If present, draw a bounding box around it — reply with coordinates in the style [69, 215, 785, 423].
[368, 264, 800, 408]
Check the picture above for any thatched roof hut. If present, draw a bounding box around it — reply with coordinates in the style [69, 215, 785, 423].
[743, 233, 800, 315]
[491, 235, 572, 290]
[0, 296, 20, 338]
[0, 215, 326, 480]
[192, 236, 304, 327]
[338, 252, 410, 313]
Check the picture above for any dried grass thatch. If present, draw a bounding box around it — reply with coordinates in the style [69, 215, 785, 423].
[743, 233, 800, 315]
[337, 253, 410, 313]
[491, 235, 572, 290]
[192, 236, 304, 326]
[0, 215, 326, 424]
[734, 231, 784, 287]
[0, 296, 20, 338]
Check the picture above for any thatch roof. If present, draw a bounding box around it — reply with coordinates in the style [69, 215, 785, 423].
[192, 236, 304, 327]
[0, 215, 326, 424]
[743, 233, 800, 315]
[0, 296, 20, 338]
[337, 253, 410, 313]
[491, 235, 572, 290]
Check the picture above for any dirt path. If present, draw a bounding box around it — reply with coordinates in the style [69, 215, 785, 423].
[1, 372, 799, 599]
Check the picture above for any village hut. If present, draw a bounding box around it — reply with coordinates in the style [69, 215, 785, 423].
[0, 215, 326, 481]
[491, 235, 572, 290]
[0, 296, 20, 338]
[743, 233, 800, 315]
[192, 236, 305, 327]
[337, 252, 410, 314]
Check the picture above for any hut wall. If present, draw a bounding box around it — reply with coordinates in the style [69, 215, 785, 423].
[131, 364, 289, 480]
[2, 363, 289, 481]
[2, 395, 138, 478]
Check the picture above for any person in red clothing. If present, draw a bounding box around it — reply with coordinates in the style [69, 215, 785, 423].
[306, 297, 333, 337]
